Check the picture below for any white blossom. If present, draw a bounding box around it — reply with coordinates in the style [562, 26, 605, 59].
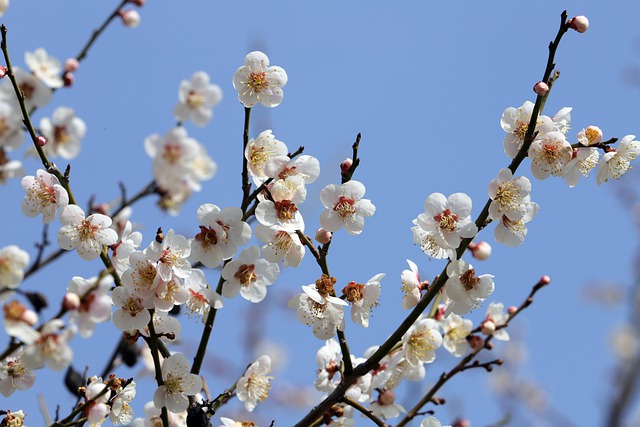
[444, 259, 494, 316]
[21, 169, 69, 223]
[488, 168, 531, 222]
[528, 130, 573, 180]
[440, 313, 472, 357]
[401, 318, 442, 366]
[174, 71, 222, 126]
[597, 135, 640, 185]
[236, 355, 274, 412]
[24, 48, 63, 88]
[0, 351, 35, 397]
[221, 246, 279, 303]
[57, 205, 118, 260]
[233, 51, 288, 108]
[244, 129, 288, 185]
[40, 107, 87, 160]
[320, 180, 375, 236]
[153, 353, 202, 413]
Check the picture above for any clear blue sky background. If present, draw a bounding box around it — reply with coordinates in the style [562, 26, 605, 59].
[2, 1, 640, 426]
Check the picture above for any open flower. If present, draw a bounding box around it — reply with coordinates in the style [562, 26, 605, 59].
[528, 130, 573, 180]
[444, 259, 494, 316]
[342, 273, 384, 328]
[233, 51, 288, 108]
[320, 180, 375, 236]
[57, 205, 118, 260]
[40, 107, 87, 160]
[221, 246, 280, 303]
[153, 353, 202, 413]
[25, 48, 63, 88]
[288, 278, 348, 340]
[174, 71, 222, 126]
[401, 317, 443, 366]
[597, 135, 640, 185]
[236, 355, 274, 412]
[21, 169, 69, 223]
[488, 168, 531, 222]
[415, 193, 477, 252]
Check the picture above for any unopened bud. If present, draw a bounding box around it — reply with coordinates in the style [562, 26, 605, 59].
[340, 158, 353, 176]
[453, 419, 471, 427]
[155, 227, 164, 243]
[539, 274, 551, 285]
[64, 58, 79, 72]
[481, 320, 496, 335]
[62, 293, 80, 311]
[0, 66, 6, 79]
[568, 15, 589, 33]
[377, 388, 396, 405]
[315, 228, 332, 245]
[434, 304, 446, 321]
[119, 9, 141, 28]
[36, 135, 47, 146]
[129, 0, 145, 5]
[63, 72, 75, 87]
[469, 241, 491, 260]
[533, 81, 549, 96]
[578, 125, 603, 146]
[508, 305, 518, 315]
[21, 308, 38, 326]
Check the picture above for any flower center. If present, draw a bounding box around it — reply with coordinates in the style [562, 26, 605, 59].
[275, 200, 298, 221]
[434, 209, 458, 232]
[234, 264, 257, 286]
[19, 82, 35, 100]
[77, 219, 99, 241]
[164, 374, 183, 395]
[460, 269, 480, 291]
[54, 125, 69, 144]
[247, 71, 268, 94]
[278, 166, 297, 180]
[186, 90, 205, 109]
[333, 196, 356, 219]
[162, 143, 182, 164]
[3, 300, 26, 321]
[195, 226, 218, 248]
[246, 372, 272, 402]
[494, 181, 519, 212]
[342, 281, 364, 303]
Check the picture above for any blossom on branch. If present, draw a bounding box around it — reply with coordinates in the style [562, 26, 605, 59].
[596, 135, 640, 185]
[39, 106, 87, 160]
[221, 246, 280, 303]
[174, 71, 223, 126]
[24, 48, 63, 89]
[444, 259, 494, 316]
[236, 355, 274, 412]
[153, 353, 202, 413]
[319, 180, 375, 236]
[57, 205, 118, 260]
[233, 51, 288, 108]
[21, 169, 69, 223]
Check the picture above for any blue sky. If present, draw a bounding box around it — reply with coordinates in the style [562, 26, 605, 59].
[2, 1, 640, 426]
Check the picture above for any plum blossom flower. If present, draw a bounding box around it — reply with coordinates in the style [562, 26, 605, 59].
[84, 376, 111, 426]
[22, 319, 73, 370]
[488, 168, 531, 222]
[562, 147, 599, 187]
[184, 269, 223, 318]
[0, 351, 35, 397]
[0, 0, 8, 18]
[0, 156, 23, 185]
[415, 193, 477, 253]
[264, 154, 321, 203]
[597, 135, 640, 185]
[255, 198, 305, 231]
[144, 229, 191, 281]
[484, 302, 510, 341]
[421, 417, 451, 427]
[444, 259, 494, 316]
[221, 246, 280, 303]
[189, 204, 251, 268]
[236, 355, 274, 412]
[66, 275, 113, 338]
[233, 51, 288, 108]
[528, 130, 573, 180]
[288, 276, 348, 340]
[500, 101, 554, 158]
[112, 285, 153, 332]
[314, 339, 342, 393]
[21, 169, 69, 223]
[3, 300, 38, 344]
[494, 196, 539, 247]
[401, 260, 426, 310]
[25, 48, 63, 88]
[320, 180, 375, 236]
[244, 130, 288, 185]
[110, 380, 136, 425]
[0, 68, 52, 110]
[39, 107, 87, 160]
[1, 410, 27, 427]
[401, 317, 443, 366]
[411, 220, 455, 260]
[0, 101, 24, 151]
[254, 223, 305, 267]
[57, 205, 118, 260]
[153, 353, 203, 413]
[342, 273, 384, 327]
[577, 126, 603, 146]
[440, 314, 472, 357]
[121, 251, 165, 298]
[0, 245, 29, 297]
[370, 388, 406, 420]
[174, 71, 222, 126]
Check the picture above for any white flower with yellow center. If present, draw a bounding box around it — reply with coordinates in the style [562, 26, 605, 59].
[0, 245, 29, 296]
[440, 313, 472, 357]
[444, 259, 494, 316]
[562, 147, 599, 187]
[597, 135, 640, 185]
[244, 129, 288, 185]
[494, 196, 539, 247]
[488, 168, 531, 222]
[255, 223, 305, 268]
[221, 246, 280, 303]
[320, 180, 376, 236]
[57, 205, 118, 261]
[25, 48, 63, 88]
[401, 317, 443, 366]
[528, 130, 573, 180]
[174, 71, 222, 126]
[153, 353, 202, 413]
[40, 107, 87, 160]
[500, 101, 554, 158]
[236, 355, 274, 412]
[21, 169, 69, 223]
[233, 51, 288, 108]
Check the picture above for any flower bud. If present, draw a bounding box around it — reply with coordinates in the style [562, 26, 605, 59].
[340, 158, 353, 176]
[36, 135, 47, 146]
[63, 72, 75, 87]
[119, 9, 141, 28]
[539, 274, 551, 285]
[129, 0, 145, 5]
[64, 58, 79, 72]
[469, 241, 491, 260]
[481, 320, 496, 335]
[315, 228, 332, 244]
[453, 419, 471, 427]
[533, 81, 549, 96]
[578, 125, 603, 146]
[62, 293, 80, 311]
[508, 305, 518, 315]
[568, 15, 589, 33]
[468, 335, 484, 351]
[377, 388, 396, 405]
[0, 66, 6, 79]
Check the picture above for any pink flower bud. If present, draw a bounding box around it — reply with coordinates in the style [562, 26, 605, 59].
[481, 320, 496, 335]
[533, 81, 549, 96]
[0, 66, 6, 79]
[377, 388, 396, 405]
[468, 335, 484, 351]
[469, 241, 491, 260]
[453, 419, 471, 427]
[434, 304, 446, 321]
[340, 158, 353, 176]
[508, 306, 518, 315]
[63, 72, 75, 87]
[129, 0, 145, 5]
[568, 15, 589, 33]
[63, 293, 80, 311]
[539, 275, 551, 285]
[35, 136, 47, 146]
[21, 309, 38, 327]
[119, 9, 141, 28]
[315, 228, 332, 245]
[64, 58, 79, 72]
